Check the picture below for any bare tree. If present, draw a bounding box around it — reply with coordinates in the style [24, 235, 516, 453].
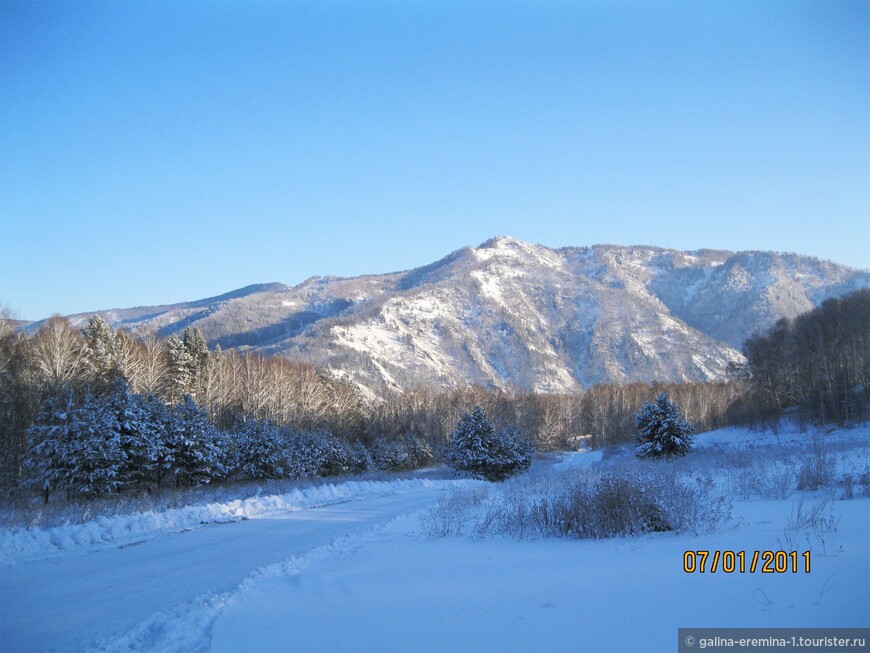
[29, 316, 89, 398]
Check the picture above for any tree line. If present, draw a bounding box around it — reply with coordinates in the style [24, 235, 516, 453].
[11, 291, 865, 504]
[742, 289, 870, 426]
[0, 312, 749, 500]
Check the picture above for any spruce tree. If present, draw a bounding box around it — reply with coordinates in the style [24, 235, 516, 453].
[634, 393, 694, 459]
[446, 406, 534, 482]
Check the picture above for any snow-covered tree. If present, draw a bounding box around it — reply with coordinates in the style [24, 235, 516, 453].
[166, 328, 210, 403]
[370, 438, 411, 472]
[25, 395, 76, 503]
[81, 315, 121, 388]
[25, 392, 124, 501]
[166, 335, 194, 402]
[348, 440, 373, 473]
[634, 392, 694, 459]
[70, 394, 124, 498]
[229, 418, 287, 480]
[446, 406, 534, 482]
[371, 434, 434, 472]
[284, 429, 354, 479]
[166, 396, 224, 487]
[104, 382, 170, 489]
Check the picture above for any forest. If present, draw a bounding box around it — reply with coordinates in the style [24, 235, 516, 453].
[0, 288, 866, 503]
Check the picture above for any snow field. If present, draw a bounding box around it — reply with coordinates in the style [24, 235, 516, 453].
[5, 423, 867, 653]
[205, 424, 869, 653]
[0, 478, 471, 566]
[87, 511, 434, 653]
[209, 497, 868, 653]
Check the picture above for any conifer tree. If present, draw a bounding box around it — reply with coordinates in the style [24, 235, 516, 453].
[634, 392, 694, 458]
[446, 406, 534, 481]
[81, 315, 121, 389]
[166, 335, 194, 402]
[167, 396, 224, 487]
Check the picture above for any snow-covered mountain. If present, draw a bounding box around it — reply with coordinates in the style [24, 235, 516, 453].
[57, 237, 868, 395]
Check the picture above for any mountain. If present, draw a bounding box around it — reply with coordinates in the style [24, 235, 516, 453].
[54, 237, 868, 396]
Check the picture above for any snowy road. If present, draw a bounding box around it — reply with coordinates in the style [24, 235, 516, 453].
[1, 487, 448, 652]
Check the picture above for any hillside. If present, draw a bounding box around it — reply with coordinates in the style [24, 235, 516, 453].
[50, 237, 868, 395]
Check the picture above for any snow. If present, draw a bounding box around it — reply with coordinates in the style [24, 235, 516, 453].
[211, 499, 868, 653]
[207, 423, 869, 653]
[551, 448, 604, 472]
[0, 478, 465, 566]
[3, 424, 868, 653]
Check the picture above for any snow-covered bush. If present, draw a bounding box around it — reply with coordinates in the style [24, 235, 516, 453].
[446, 406, 534, 482]
[284, 429, 354, 479]
[422, 486, 490, 538]
[635, 393, 694, 459]
[796, 433, 834, 491]
[729, 459, 796, 500]
[473, 469, 730, 539]
[371, 434, 435, 472]
[348, 441, 373, 473]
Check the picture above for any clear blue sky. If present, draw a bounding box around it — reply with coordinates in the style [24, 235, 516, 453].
[2, 1, 868, 321]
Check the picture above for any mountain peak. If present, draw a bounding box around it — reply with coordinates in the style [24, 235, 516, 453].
[478, 235, 527, 249]
[37, 241, 868, 396]
[474, 235, 563, 268]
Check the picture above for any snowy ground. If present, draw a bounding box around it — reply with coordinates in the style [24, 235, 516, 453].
[0, 480, 472, 652]
[1, 423, 868, 652]
[211, 502, 868, 653]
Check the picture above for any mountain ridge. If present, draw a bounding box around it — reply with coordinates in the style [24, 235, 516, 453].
[35, 237, 869, 396]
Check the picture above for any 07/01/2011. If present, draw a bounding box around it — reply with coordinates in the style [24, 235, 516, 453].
[683, 550, 811, 574]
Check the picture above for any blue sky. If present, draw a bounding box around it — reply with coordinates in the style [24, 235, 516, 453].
[2, 1, 868, 321]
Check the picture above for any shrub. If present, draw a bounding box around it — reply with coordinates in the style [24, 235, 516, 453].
[796, 433, 834, 491]
[422, 486, 491, 538]
[467, 468, 731, 539]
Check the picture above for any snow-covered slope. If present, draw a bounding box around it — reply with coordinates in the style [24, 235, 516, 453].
[42, 237, 869, 395]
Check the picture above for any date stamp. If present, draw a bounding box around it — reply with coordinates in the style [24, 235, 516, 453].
[683, 550, 811, 574]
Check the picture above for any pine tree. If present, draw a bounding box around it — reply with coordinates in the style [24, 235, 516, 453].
[166, 328, 210, 402]
[70, 393, 124, 498]
[81, 315, 121, 389]
[634, 392, 694, 459]
[25, 392, 125, 501]
[230, 418, 287, 480]
[166, 335, 194, 402]
[167, 396, 224, 487]
[25, 394, 76, 503]
[445, 406, 534, 482]
[104, 381, 169, 489]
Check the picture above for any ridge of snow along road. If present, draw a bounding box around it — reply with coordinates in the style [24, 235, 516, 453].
[0, 478, 474, 566]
